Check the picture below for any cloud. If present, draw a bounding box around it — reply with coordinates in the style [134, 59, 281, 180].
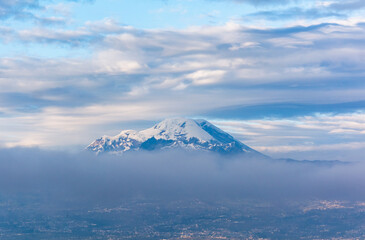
[186, 69, 226, 85]
[211, 111, 365, 161]
[247, 7, 345, 21]
[329, 0, 365, 11]
[210, 0, 293, 6]
[256, 141, 365, 153]
[204, 101, 365, 119]
[0, 18, 365, 152]
[17, 27, 102, 45]
[0, 0, 40, 20]
[0, 148, 364, 203]
[244, 1, 365, 22]
[0, 0, 92, 25]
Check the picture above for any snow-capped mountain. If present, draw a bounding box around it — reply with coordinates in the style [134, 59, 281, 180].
[87, 118, 263, 155]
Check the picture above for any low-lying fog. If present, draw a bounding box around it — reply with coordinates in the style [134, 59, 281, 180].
[0, 148, 364, 205]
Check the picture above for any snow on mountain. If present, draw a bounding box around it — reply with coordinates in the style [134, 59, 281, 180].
[87, 118, 263, 155]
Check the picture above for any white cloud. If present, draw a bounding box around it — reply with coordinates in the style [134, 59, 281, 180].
[229, 41, 260, 50]
[0, 16, 365, 154]
[255, 142, 365, 153]
[186, 69, 226, 85]
[211, 112, 365, 160]
[94, 49, 145, 74]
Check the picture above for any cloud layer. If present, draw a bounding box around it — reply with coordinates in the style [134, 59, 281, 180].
[212, 111, 365, 161]
[0, 0, 364, 160]
[1, 148, 364, 203]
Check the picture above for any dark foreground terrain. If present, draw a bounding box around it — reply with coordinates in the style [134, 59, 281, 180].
[0, 196, 364, 240]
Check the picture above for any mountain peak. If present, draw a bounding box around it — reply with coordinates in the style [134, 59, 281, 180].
[87, 118, 262, 156]
[141, 118, 214, 143]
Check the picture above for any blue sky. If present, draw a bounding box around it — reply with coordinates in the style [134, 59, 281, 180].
[0, 0, 365, 160]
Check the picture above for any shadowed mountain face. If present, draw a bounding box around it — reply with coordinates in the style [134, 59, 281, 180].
[87, 118, 263, 156]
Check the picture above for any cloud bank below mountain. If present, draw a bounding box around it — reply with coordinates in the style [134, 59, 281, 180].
[0, 148, 364, 205]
